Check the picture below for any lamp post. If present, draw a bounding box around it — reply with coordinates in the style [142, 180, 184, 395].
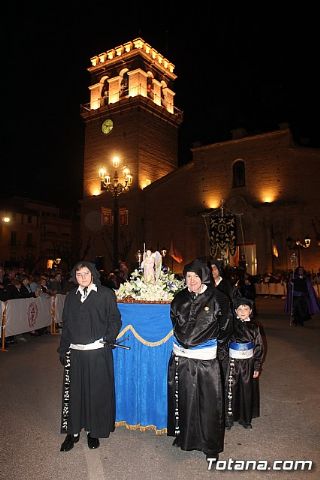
[99, 156, 133, 269]
[286, 236, 311, 267]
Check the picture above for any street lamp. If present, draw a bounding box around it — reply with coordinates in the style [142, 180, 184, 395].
[99, 156, 133, 269]
[286, 236, 311, 267]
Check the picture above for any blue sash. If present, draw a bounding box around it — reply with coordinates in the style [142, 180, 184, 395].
[174, 338, 217, 350]
[229, 341, 254, 350]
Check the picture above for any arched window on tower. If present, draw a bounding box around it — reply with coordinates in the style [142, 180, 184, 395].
[161, 87, 166, 107]
[232, 160, 245, 188]
[120, 72, 129, 98]
[147, 76, 154, 99]
[101, 80, 109, 106]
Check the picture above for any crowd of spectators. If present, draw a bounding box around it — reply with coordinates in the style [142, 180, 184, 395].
[0, 267, 74, 303]
[224, 267, 320, 288]
[1, 262, 319, 303]
[1, 260, 319, 347]
[0, 266, 76, 344]
[0, 259, 132, 304]
[254, 270, 320, 286]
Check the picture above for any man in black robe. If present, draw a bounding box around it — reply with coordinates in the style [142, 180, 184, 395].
[167, 258, 232, 463]
[58, 261, 121, 452]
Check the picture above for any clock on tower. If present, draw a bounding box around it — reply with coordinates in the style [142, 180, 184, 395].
[101, 119, 113, 135]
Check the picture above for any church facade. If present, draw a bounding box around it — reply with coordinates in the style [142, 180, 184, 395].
[80, 38, 320, 274]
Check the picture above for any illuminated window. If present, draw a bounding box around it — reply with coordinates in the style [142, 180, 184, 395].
[233, 160, 245, 187]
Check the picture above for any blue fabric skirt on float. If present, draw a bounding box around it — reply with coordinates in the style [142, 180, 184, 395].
[113, 303, 173, 434]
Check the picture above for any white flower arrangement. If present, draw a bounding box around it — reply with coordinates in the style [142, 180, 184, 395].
[116, 269, 185, 303]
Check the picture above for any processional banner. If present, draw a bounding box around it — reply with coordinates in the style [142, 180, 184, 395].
[209, 213, 237, 258]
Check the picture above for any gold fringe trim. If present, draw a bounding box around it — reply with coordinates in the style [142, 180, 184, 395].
[115, 421, 167, 435]
[118, 300, 170, 304]
[117, 325, 173, 347]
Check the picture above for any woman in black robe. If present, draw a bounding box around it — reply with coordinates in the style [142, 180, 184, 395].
[225, 297, 264, 430]
[209, 258, 234, 302]
[167, 258, 232, 462]
[58, 261, 121, 452]
[209, 258, 235, 381]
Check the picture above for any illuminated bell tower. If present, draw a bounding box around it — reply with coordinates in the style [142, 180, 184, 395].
[80, 38, 183, 268]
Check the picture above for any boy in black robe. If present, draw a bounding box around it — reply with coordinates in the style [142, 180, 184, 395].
[225, 297, 264, 430]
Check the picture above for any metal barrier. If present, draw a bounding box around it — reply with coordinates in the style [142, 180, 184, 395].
[0, 294, 65, 352]
[255, 283, 319, 297]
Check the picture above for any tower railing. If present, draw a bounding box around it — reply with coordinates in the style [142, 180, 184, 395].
[80, 87, 183, 122]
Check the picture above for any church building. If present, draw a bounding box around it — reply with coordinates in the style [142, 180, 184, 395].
[80, 38, 320, 275]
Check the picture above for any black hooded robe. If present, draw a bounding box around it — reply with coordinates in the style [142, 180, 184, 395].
[167, 259, 232, 455]
[225, 317, 264, 428]
[58, 262, 122, 438]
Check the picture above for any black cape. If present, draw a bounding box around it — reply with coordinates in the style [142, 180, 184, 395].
[167, 284, 232, 455]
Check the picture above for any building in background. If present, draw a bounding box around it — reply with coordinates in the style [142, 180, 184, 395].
[0, 197, 80, 272]
[80, 37, 182, 270]
[143, 128, 320, 274]
[80, 38, 320, 274]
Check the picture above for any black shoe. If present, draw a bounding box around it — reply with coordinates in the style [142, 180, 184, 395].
[87, 433, 100, 449]
[206, 453, 219, 462]
[29, 331, 39, 336]
[6, 337, 17, 344]
[242, 423, 252, 429]
[60, 434, 79, 452]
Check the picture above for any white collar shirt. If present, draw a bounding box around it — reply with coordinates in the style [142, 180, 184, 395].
[77, 283, 98, 302]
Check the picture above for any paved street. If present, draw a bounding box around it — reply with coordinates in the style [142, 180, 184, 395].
[0, 297, 319, 480]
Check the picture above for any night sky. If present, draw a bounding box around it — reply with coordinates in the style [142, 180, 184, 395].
[4, 4, 319, 206]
